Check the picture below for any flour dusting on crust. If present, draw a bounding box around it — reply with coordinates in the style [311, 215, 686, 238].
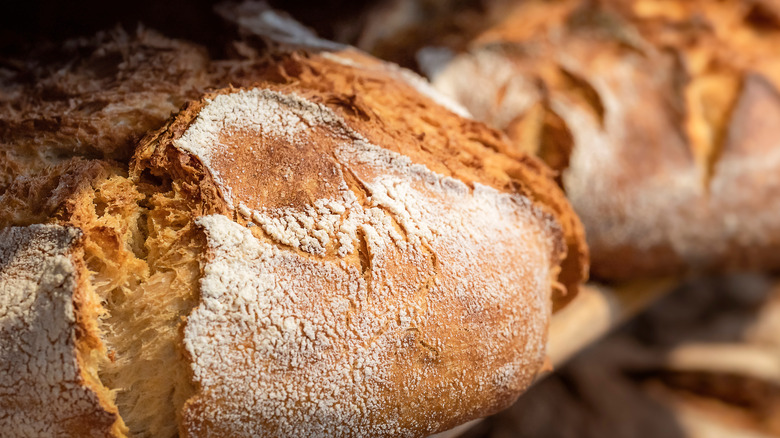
[176, 88, 561, 437]
[0, 225, 118, 437]
[433, 50, 541, 131]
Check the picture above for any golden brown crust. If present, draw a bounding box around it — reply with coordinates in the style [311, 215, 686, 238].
[434, 0, 780, 281]
[131, 47, 587, 437]
[143, 48, 587, 304]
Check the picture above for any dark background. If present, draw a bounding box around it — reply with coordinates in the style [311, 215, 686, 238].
[0, 0, 371, 56]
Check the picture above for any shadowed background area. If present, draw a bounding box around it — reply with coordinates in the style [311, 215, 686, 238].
[0, 0, 373, 57]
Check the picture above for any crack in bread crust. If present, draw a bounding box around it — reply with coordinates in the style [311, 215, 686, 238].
[70, 173, 202, 438]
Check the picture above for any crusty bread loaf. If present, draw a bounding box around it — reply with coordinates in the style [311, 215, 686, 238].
[0, 27, 587, 438]
[0, 224, 123, 436]
[134, 48, 585, 437]
[433, 0, 780, 281]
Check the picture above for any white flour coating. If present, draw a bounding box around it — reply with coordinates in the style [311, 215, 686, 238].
[248, 189, 387, 257]
[320, 51, 473, 119]
[179, 89, 560, 437]
[176, 88, 387, 256]
[0, 225, 114, 437]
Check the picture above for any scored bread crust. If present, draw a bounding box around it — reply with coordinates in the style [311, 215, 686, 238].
[0, 225, 123, 437]
[433, 0, 780, 281]
[132, 49, 587, 437]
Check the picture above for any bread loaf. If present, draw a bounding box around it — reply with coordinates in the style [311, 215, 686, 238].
[433, 0, 780, 280]
[0, 28, 587, 438]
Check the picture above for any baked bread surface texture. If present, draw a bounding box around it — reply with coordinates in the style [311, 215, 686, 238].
[0, 26, 587, 437]
[433, 0, 780, 281]
[0, 29, 216, 438]
[0, 27, 211, 193]
[205, 49, 588, 306]
[0, 225, 123, 437]
[132, 48, 586, 437]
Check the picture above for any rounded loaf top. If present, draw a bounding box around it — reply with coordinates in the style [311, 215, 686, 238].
[131, 48, 587, 437]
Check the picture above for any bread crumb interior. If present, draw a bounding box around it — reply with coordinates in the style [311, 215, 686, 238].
[71, 172, 201, 438]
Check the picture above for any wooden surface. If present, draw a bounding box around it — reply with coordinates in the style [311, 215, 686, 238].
[546, 279, 677, 367]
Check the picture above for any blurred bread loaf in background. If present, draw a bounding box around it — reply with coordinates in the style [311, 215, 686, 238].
[429, 0, 780, 281]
